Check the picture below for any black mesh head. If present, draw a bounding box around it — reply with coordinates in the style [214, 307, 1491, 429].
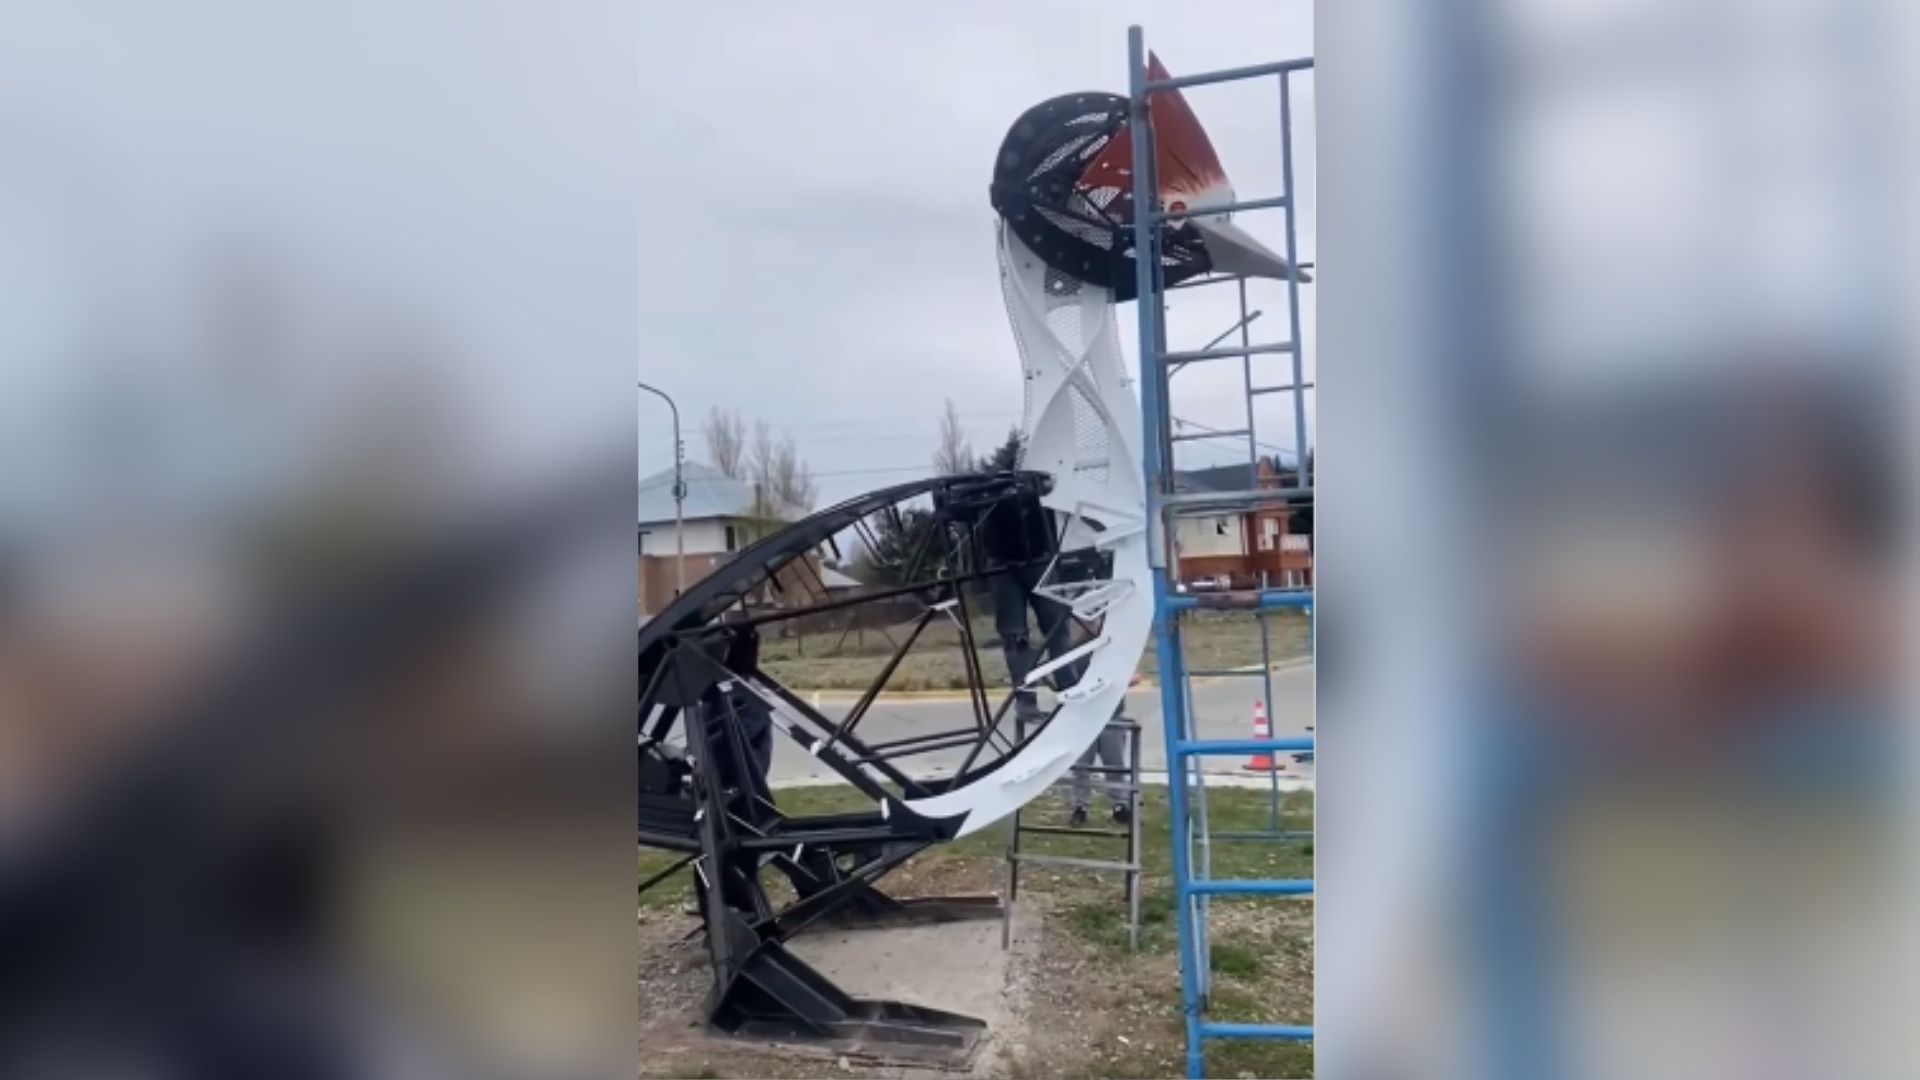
[989, 92, 1211, 300]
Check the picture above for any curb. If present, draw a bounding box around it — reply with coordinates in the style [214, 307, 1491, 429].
[770, 770, 1314, 793]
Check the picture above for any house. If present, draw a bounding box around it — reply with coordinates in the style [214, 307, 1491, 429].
[639, 461, 866, 617]
[817, 563, 865, 594]
[638, 461, 760, 615]
[1170, 456, 1313, 590]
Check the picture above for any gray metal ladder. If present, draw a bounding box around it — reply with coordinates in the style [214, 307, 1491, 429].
[1001, 716, 1144, 950]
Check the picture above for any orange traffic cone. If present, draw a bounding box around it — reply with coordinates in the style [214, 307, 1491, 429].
[1243, 699, 1276, 772]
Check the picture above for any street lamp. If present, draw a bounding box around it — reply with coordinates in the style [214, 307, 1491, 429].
[637, 380, 686, 596]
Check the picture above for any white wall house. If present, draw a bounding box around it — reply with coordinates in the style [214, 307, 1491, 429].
[638, 461, 758, 554]
[638, 461, 865, 617]
[639, 461, 760, 615]
[638, 517, 742, 557]
[1173, 513, 1246, 558]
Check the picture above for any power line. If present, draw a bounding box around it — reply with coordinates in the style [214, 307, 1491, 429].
[807, 464, 937, 479]
[685, 409, 1022, 437]
[1170, 415, 1308, 462]
[789, 428, 1011, 446]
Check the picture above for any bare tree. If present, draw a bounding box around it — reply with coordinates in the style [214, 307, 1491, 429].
[748, 418, 776, 513]
[767, 443, 816, 517]
[932, 398, 974, 476]
[747, 419, 816, 525]
[704, 406, 748, 478]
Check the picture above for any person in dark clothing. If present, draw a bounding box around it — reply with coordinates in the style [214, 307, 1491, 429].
[979, 488, 1131, 826]
[681, 623, 774, 916]
[695, 623, 774, 805]
[992, 561, 1082, 723]
[980, 485, 1084, 721]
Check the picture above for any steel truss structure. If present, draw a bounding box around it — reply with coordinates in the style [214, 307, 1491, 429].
[639, 471, 1129, 1062]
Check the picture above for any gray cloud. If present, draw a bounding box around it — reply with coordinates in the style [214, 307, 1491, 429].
[639, 2, 1315, 505]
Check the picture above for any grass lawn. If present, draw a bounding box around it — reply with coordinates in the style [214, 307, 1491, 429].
[757, 609, 1310, 692]
[640, 783, 1315, 1078]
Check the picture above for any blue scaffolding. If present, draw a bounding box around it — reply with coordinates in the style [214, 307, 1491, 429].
[1126, 26, 1315, 1078]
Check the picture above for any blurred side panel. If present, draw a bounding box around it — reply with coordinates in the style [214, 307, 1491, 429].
[1315, 0, 1917, 1078]
[0, 3, 638, 1077]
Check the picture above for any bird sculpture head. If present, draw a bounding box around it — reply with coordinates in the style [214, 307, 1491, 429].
[989, 52, 1304, 299]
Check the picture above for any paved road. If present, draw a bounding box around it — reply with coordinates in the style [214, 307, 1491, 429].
[768, 662, 1314, 787]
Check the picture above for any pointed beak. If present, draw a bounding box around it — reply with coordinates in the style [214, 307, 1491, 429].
[1187, 215, 1310, 283]
[1133, 52, 1311, 285]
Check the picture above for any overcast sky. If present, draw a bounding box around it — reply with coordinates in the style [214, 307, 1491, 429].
[639, 3, 1316, 507]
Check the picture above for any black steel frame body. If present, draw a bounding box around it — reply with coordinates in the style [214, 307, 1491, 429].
[639, 470, 1091, 1061]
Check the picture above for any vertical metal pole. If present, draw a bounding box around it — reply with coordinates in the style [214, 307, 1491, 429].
[1259, 572, 1280, 832]
[638, 380, 688, 595]
[1003, 714, 1024, 950]
[673, 417, 686, 594]
[1127, 721, 1143, 952]
[1003, 821, 1018, 950]
[1184, 669, 1214, 1008]
[1238, 277, 1259, 489]
[1129, 24, 1205, 1080]
[1279, 73, 1309, 488]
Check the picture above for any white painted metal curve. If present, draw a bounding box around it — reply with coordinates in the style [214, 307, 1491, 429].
[897, 224, 1153, 836]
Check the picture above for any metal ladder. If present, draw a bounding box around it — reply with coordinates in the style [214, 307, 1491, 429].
[1001, 716, 1144, 950]
[1127, 26, 1316, 1078]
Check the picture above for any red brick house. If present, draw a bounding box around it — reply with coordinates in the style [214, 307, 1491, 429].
[1171, 456, 1313, 590]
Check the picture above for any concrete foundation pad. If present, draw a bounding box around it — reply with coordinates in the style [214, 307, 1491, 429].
[788, 917, 1013, 1031]
[785, 912, 1025, 1074]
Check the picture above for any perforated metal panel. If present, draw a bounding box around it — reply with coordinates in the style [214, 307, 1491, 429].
[989, 92, 1211, 299]
[1068, 382, 1112, 484]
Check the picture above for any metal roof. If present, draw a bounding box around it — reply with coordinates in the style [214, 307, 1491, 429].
[639, 461, 757, 524]
[817, 564, 863, 590]
[1174, 456, 1299, 494]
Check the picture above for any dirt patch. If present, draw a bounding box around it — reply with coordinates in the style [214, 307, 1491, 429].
[995, 891, 1186, 1079]
[639, 865, 1312, 1078]
[638, 861, 1025, 1080]
[638, 788, 1314, 1078]
[638, 910, 857, 1080]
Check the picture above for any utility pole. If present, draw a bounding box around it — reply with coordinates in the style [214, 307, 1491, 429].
[637, 381, 686, 596]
